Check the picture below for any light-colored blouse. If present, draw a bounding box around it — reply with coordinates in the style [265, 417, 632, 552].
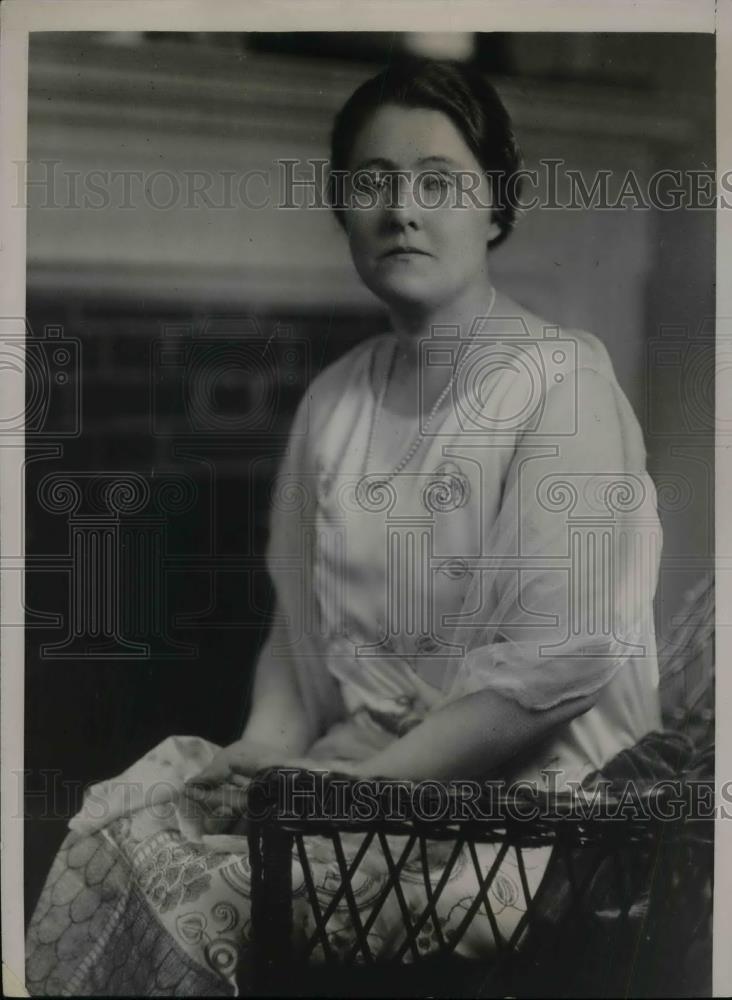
[264, 319, 662, 789]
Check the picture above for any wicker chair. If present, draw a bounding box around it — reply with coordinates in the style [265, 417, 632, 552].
[243, 576, 714, 998]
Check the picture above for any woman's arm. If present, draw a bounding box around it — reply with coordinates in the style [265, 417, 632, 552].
[348, 686, 599, 781]
[241, 617, 318, 756]
[185, 640, 321, 829]
[185, 616, 319, 797]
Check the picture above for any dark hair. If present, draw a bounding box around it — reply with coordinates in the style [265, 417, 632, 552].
[328, 56, 523, 249]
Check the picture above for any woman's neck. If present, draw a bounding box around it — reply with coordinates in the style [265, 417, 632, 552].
[377, 277, 501, 419]
[388, 277, 497, 367]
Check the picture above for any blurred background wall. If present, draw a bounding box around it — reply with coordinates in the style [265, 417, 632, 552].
[23, 31, 714, 919]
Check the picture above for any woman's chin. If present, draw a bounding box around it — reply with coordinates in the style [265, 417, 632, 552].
[368, 275, 446, 310]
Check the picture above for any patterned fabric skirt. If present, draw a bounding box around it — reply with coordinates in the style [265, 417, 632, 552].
[25, 736, 553, 997]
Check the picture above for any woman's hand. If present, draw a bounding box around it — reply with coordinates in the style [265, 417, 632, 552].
[184, 738, 288, 808]
[181, 739, 289, 834]
[183, 741, 360, 830]
[187, 738, 292, 785]
[183, 739, 331, 811]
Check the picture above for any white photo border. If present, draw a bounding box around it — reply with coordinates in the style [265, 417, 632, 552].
[0, 0, 723, 995]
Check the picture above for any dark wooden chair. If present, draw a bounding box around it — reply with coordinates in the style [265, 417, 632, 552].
[243, 576, 714, 998]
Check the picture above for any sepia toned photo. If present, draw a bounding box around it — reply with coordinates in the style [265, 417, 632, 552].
[0, 7, 722, 997]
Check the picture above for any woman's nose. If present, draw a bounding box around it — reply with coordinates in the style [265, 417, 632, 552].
[382, 172, 420, 227]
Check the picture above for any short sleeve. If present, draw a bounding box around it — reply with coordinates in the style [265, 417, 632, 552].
[444, 363, 662, 711]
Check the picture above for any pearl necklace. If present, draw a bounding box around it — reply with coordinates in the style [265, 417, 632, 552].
[362, 286, 497, 483]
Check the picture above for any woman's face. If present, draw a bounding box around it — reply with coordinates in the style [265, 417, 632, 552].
[343, 104, 500, 311]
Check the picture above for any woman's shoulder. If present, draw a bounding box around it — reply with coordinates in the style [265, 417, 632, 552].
[504, 299, 615, 380]
[300, 333, 387, 416]
[526, 320, 648, 466]
[563, 326, 616, 379]
[492, 303, 644, 449]
[322, 332, 388, 380]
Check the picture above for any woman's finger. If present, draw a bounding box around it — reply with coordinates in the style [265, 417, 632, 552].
[190, 749, 264, 785]
[183, 783, 249, 814]
[230, 773, 252, 788]
[186, 756, 232, 787]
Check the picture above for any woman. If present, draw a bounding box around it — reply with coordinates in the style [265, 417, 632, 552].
[25, 58, 662, 996]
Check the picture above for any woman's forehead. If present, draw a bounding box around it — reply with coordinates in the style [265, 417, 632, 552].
[349, 104, 481, 172]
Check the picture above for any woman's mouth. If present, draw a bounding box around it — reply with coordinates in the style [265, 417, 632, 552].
[380, 247, 431, 259]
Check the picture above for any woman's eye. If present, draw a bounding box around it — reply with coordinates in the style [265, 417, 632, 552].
[420, 173, 453, 194]
[368, 171, 389, 191]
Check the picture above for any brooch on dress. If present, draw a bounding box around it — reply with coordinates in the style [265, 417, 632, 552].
[422, 461, 471, 513]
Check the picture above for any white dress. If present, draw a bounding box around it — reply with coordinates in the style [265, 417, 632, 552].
[269, 323, 662, 784]
[25, 321, 662, 996]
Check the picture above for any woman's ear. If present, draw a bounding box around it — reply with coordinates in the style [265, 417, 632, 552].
[484, 210, 503, 248]
[482, 172, 504, 247]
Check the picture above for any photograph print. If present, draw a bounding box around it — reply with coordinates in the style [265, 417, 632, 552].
[14, 26, 715, 998]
